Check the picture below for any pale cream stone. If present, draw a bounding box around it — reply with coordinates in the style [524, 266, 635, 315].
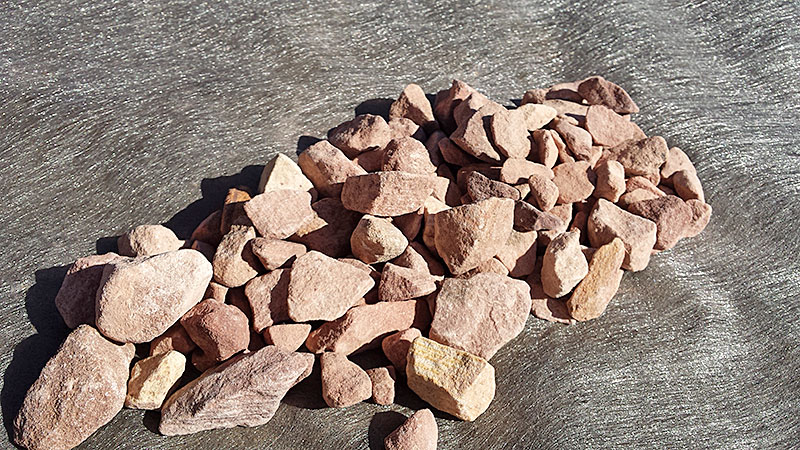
[258, 153, 314, 194]
[125, 350, 186, 410]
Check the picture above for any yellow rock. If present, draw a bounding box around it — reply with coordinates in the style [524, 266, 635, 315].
[406, 337, 495, 421]
[258, 153, 314, 194]
[125, 350, 186, 410]
[567, 237, 625, 321]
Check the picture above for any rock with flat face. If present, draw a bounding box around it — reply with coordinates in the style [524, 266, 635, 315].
[351, 215, 409, 264]
[429, 273, 531, 360]
[382, 328, 422, 372]
[287, 251, 375, 322]
[517, 103, 557, 131]
[584, 104, 646, 147]
[181, 298, 250, 363]
[684, 199, 712, 238]
[521, 88, 547, 105]
[587, 199, 657, 271]
[541, 231, 589, 298]
[384, 408, 438, 450]
[306, 300, 431, 355]
[298, 140, 367, 197]
[118, 224, 182, 257]
[451, 103, 505, 163]
[292, 197, 361, 258]
[367, 366, 396, 406]
[354, 148, 387, 172]
[250, 237, 306, 270]
[567, 238, 625, 321]
[434, 197, 514, 275]
[160, 346, 314, 435]
[455, 257, 509, 279]
[433, 79, 486, 134]
[382, 137, 437, 175]
[593, 160, 626, 203]
[55, 252, 123, 329]
[532, 129, 559, 168]
[672, 169, 705, 203]
[244, 189, 315, 240]
[320, 352, 372, 408]
[379, 263, 438, 301]
[606, 136, 669, 183]
[661, 147, 697, 182]
[577, 76, 639, 114]
[13, 325, 135, 450]
[513, 201, 564, 232]
[494, 229, 538, 278]
[263, 323, 312, 352]
[213, 227, 261, 288]
[551, 117, 593, 161]
[489, 108, 530, 158]
[258, 153, 315, 194]
[244, 269, 291, 332]
[527, 174, 559, 211]
[628, 195, 694, 250]
[392, 242, 446, 278]
[390, 83, 437, 132]
[125, 350, 186, 410]
[341, 171, 437, 217]
[150, 323, 197, 356]
[406, 337, 495, 421]
[500, 158, 553, 185]
[552, 161, 596, 204]
[96, 249, 212, 343]
[389, 117, 426, 141]
[467, 171, 521, 202]
[328, 114, 392, 158]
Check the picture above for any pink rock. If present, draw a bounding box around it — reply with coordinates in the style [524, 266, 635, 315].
[287, 251, 375, 322]
[244, 269, 291, 333]
[577, 76, 639, 114]
[150, 323, 197, 356]
[513, 201, 564, 231]
[466, 171, 521, 202]
[424, 130, 447, 166]
[292, 197, 361, 258]
[379, 263, 438, 301]
[551, 117, 593, 161]
[456, 165, 502, 191]
[433, 80, 486, 134]
[584, 104, 646, 147]
[587, 199, 657, 271]
[392, 241, 446, 278]
[250, 237, 306, 270]
[353, 148, 385, 172]
[382, 328, 422, 372]
[626, 176, 665, 197]
[566, 238, 625, 321]
[244, 189, 315, 240]
[517, 103, 558, 131]
[366, 366, 396, 405]
[453, 93, 494, 129]
[531, 129, 559, 168]
[118, 224, 182, 257]
[489, 108, 530, 158]
[593, 160, 626, 202]
[672, 169, 705, 202]
[421, 196, 450, 255]
[181, 298, 250, 363]
[190, 240, 216, 261]
[263, 323, 312, 352]
[660, 147, 697, 183]
[618, 189, 662, 209]
[549, 203, 573, 231]
[552, 161, 597, 204]
[500, 158, 554, 184]
[382, 137, 437, 175]
[55, 252, 123, 329]
[306, 300, 431, 355]
[388, 117, 426, 141]
[327, 114, 392, 158]
[628, 195, 694, 250]
[684, 199, 712, 238]
[438, 137, 481, 166]
[541, 231, 589, 298]
[393, 207, 424, 240]
[320, 352, 372, 408]
[521, 88, 547, 105]
[212, 227, 261, 288]
[543, 99, 588, 124]
[494, 229, 538, 278]
[350, 215, 409, 264]
[451, 103, 505, 163]
[430, 273, 531, 359]
[527, 174, 559, 211]
[341, 171, 437, 217]
[298, 140, 367, 197]
[384, 408, 438, 450]
[606, 136, 669, 183]
[545, 80, 585, 102]
[456, 257, 510, 278]
[527, 273, 575, 324]
[390, 83, 437, 132]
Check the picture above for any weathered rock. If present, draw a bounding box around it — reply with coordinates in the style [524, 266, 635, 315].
[263, 323, 312, 352]
[489, 108, 530, 158]
[587, 199, 657, 271]
[541, 231, 589, 298]
[390, 83, 437, 132]
[382, 328, 422, 372]
[220, 187, 253, 235]
[433, 80, 486, 133]
[393, 207, 424, 240]
[527, 272, 575, 324]
[392, 241, 446, 278]
[320, 352, 372, 408]
[292, 197, 361, 257]
[584, 104, 646, 147]
[521, 88, 547, 105]
[593, 160, 626, 202]
[527, 174, 559, 211]
[384, 408, 438, 450]
[342, 171, 437, 217]
[606, 136, 669, 183]
[552, 161, 596, 204]
[306, 300, 431, 354]
[434, 197, 515, 275]
[456, 164, 502, 191]
[381, 137, 437, 175]
[351, 215, 409, 264]
[406, 337, 495, 421]
[367, 366, 396, 405]
[96, 249, 212, 343]
[517, 103, 557, 131]
[430, 273, 531, 359]
[181, 298, 250, 363]
[244, 189, 314, 240]
[287, 251, 375, 322]
[191, 210, 223, 247]
[13, 325, 135, 450]
[513, 200, 564, 232]
[532, 129, 559, 168]
[661, 147, 697, 182]
[190, 349, 219, 373]
[500, 158, 554, 185]
[125, 350, 186, 410]
[298, 140, 367, 197]
[422, 196, 450, 254]
[212, 227, 261, 288]
[494, 229, 537, 278]
[567, 238, 625, 321]
[439, 137, 482, 166]
[118, 224, 182, 257]
[545, 80, 585, 102]
[388, 117, 426, 141]
[150, 323, 197, 356]
[467, 171, 521, 202]
[379, 263, 438, 301]
[250, 237, 306, 270]
[626, 176, 665, 197]
[672, 169, 705, 202]
[328, 114, 392, 158]
[453, 93, 494, 128]
[451, 103, 505, 162]
[577, 76, 639, 114]
[627, 195, 693, 250]
[244, 269, 291, 332]
[55, 252, 122, 329]
[551, 117, 593, 161]
[549, 203, 573, 232]
[258, 153, 315, 194]
[684, 199, 712, 238]
[160, 346, 313, 435]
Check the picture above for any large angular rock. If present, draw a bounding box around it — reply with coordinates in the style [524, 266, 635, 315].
[298, 140, 367, 197]
[351, 215, 409, 264]
[160, 346, 313, 435]
[390, 83, 437, 132]
[517, 103, 557, 131]
[628, 195, 693, 250]
[13, 326, 135, 450]
[434, 197, 515, 275]
[327, 114, 392, 158]
[125, 350, 186, 410]
[382, 328, 422, 372]
[381, 137, 437, 175]
[379, 263, 438, 302]
[406, 337, 495, 421]
[292, 197, 361, 257]
[494, 229, 538, 278]
[684, 199, 712, 238]
[287, 251, 375, 322]
[212, 227, 261, 288]
[584, 104, 646, 147]
[593, 160, 626, 202]
[384, 408, 438, 450]
[513, 201, 564, 232]
[587, 199, 657, 271]
[341, 171, 437, 217]
[55, 252, 123, 329]
[250, 237, 306, 270]
[244, 269, 291, 332]
[258, 153, 315, 194]
[489, 108, 530, 158]
[531, 129, 559, 168]
[466, 171, 521, 202]
[181, 298, 250, 363]
[577, 76, 639, 114]
[606, 136, 669, 183]
[429, 273, 531, 359]
[320, 352, 372, 408]
[451, 103, 505, 162]
[552, 161, 596, 204]
[118, 224, 182, 257]
[528, 174, 559, 211]
[541, 231, 589, 298]
[567, 238, 625, 321]
[244, 189, 315, 240]
[96, 249, 212, 343]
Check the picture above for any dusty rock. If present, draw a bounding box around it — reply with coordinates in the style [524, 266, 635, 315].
[263, 323, 312, 352]
[453, 93, 494, 128]
[489, 108, 530, 158]
[531, 129, 559, 168]
[577, 76, 639, 114]
[320, 352, 373, 408]
[406, 337, 495, 421]
[393, 208, 424, 240]
[552, 161, 597, 204]
[606, 136, 669, 183]
[244, 189, 315, 240]
[467, 171, 521, 202]
[244, 269, 291, 332]
[306, 300, 431, 354]
[258, 153, 315, 194]
[96, 249, 212, 343]
[292, 197, 361, 257]
[661, 147, 697, 182]
[543, 99, 589, 124]
[434, 197, 515, 275]
[451, 103, 505, 162]
[212, 227, 260, 287]
[328, 114, 392, 158]
[118, 224, 182, 257]
[672, 169, 705, 202]
[287, 251, 375, 322]
[421, 196, 450, 254]
[160, 346, 313, 435]
[379, 263, 438, 301]
[528, 274, 575, 324]
[551, 117, 593, 161]
[618, 189, 662, 208]
[587, 199, 657, 271]
[384, 408, 438, 450]
[220, 188, 253, 235]
[584, 104, 646, 147]
[342, 171, 437, 217]
[567, 238, 625, 321]
[513, 201, 564, 232]
[367, 366, 396, 405]
[494, 229, 537, 278]
[13, 325, 135, 450]
[500, 158, 554, 184]
[389, 117, 426, 141]
[628, 195, 693, 250]
[250, 237, 306, 270]
[382, 328, 422, 372]
[351, 215, 409, 264]
[541, 230, 589, 298]
[393, 241, 446, 278]
[517, 103, 557, 130]
[55, 252, 122, 329]
[593, 160, 626, 202]
[181, 298, 250, 363]
[150, 323, 197, 356]
[527, 174, 559, 211]
[456, 257, 509, 278]
[521, 88, 547, 105]
[381, 137, 437, 175]
[684, 199, 712, 238]
[125, 350, 186, 410]
[298, 140, 367, 197]
[433, 80, 487, 134]
[390, 83, 437, 132]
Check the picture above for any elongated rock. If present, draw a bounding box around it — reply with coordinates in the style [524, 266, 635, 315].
[212, 227, 261, 288]
[55, 252, 123, 329]
[367, 366, 397, 405]
[244, 189, 315, 240]
[341, 171, 437, 217]
[384, 408, 438, 450]
[320, 352, 372, 408]
[125, 350, 186, 410]
[298, 140, 367, 197]
[467, 171, 521, 202]
[13, 325, 135, 450]
[382, 328, 422, 372]
[551, 117, 593, 161]
[587, 199, 657, 271]
[118, 224, 182, 258]
[96, 249, 212, 343]
[258, 153, 314, 194]
[160, 346, 314, 435]
[406, 337, 495, 421]
[584, 104, 646, 147]
[532, 129, 559, 168]
[541, 231, 589, 298]
[566, 238, 625, 321]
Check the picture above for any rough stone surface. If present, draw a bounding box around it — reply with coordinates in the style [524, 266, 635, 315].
[456, 257, 509, 278]
[422, 196, 450, 254]
[527, 273, 575, 324]
[118, 224, 182, 257]
[430, 273, 531, 360]
[406, 337, 495, 421]
[298, 140, 367, 197]
[244, 189, 314, 240]
[684, 199, 713, 238]
[327, 114, 392, 158]
[342, 171, 436, 217]
[220, 188, 253, 236]
[439, 137, 481, 166]
[353, 148, 386, 172]
[55, 252, 122, 329]
[379, 263, 438, 301]
[593, 160, 626, 202]
[541, 231, 589, 298]
[351, 215, 409, 264]
[467, 171, 521, 202]
[577, 76, 639, 114]
[381, 137, 437, 175]
[606, 136, 669, 183]
[125, 350, 186, 410]
[13, 325, 135, 450]
[532, 129, 559, 168]
[384, 408, 438, 450]
[258, 153, 314, 194]
[552, 161, 597, 204]
[393, 207, 424, 240]
[181, 298, 250, 363]
[96, 249, 212, 343]
[367, 366, 396, 405]
[159, 346, 314, 435]
[388, 117, 425, 141]
[584, 104, 646, 147]
[618, 189, 662, 208]
[250, 237, 306, 270]
[494, 229, 538, 278]
[551, 117, 593, 161]
[527, 173, 559, 211]
[244, 269, 290, 332]
[213, 227, 261, 288]
[451, 103, 505, 162]
[263, 323, 312, 352]
[661, 146, 697, 182]
[390, 83, 437, 131]
[292, 197, 361, 257]
[381, 328, 422, 372]
[453, 93, 494, 128]
[489, 108, 530, 158]
[543, 99, 589, 123]
[150, 323, 197, 356]
[287, 251, 375, 322]
[500, 158, 554, 185]
[567, 238, 625, 321]
[434, 197, 515, 275]
[628, 195, 694, 250]
[626, 176, 665, 197]
[392, 241, 446, 277]
[517, 103, 557, 131]
[513, 200, 564, 232]
[588, 199, 658, 271]
[320, 352, 373, 408]
[673, 169, 706, 202]
[433, 79, 485, 134]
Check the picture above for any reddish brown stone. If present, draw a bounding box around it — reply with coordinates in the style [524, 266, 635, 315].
[552, 161, 597, 204]
[527, 174, 559, 211]
[353, 148, 385, 172]
[551, 117, 593, 161]
[382, 137, 437, 175]
[212, 227, 261, 288]
[521, 88, 547, 105]
[543, 99, 589, 124]
[433, 80, 486, 134]
[382, 328, 422, 372]
[384, 408, 438, 450]
[298, 140, 367, 197]
[250, 237, 306, 270]
[467, 171, 521, 202]
[451, 103, 505, 163]
[494, 230, 537, 278]
[244, 269, 291, 333]
[351, 215, 409, 264]
[263, 323, 312, 352]
[342, 171, 437, 217]
[421, 197, 450, 255]
[388, 117, 426, 142]
[489, 108, 530, 158]
[513, 201, 564, 232]
[453, 93, 494, 129]
[456, 257, 510, 278]
[392, 241, 446, 278]
[393, 207, 424, 240]
[545, 80, 585, 102]
[626, 176, 665, 197]
[628, 195, 693, 250]
[593, 160, 626, 202]
[587, 199, 657, 271]
[181, 298, 250, 363]
[390, 83, 437, 132]
[244, 189, 314, 240]
[327, 114, 392, 158]
[500, 158, 554, 184]
[618, 189, 662, 208]
[438, 137, 481, 166]
[218, 187, 253, 236]
[577, 76, 639, 114]
[661, 146, 696, 183]
[320, 352, 372, 408]
[684, 199, 712, 238]
[190, 240, 215, 261]
[567, 238, 625, 321]
[424, 130, 447, 166]
[584, 104, 646, 147]
[150, 323, 197, 356]
[292, 197, 361, 258]
[379, 263, 438, 302]
[531, 129, 559, 168]
[456, 165, 502, 191]
[527, 272, 575, 324]
[55, 252, 122, 329]
[367, 366, 396, 405]
[517, 103, 558, 131]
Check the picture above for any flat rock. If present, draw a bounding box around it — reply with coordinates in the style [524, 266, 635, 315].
[584, 104, 646, 147]
[422, 196, 450, 255]
[684, 199, 712, 238]
[263, 323, 312, 352]
[513, 200, 564, 232]
[500, 158, 554, 184]
[379, 263, 438, 301]
[494, 229, 538, 278]
[552, 161, 596, 204]
[13, 325, 135, 450]
[433, 79, 486, 133]
[489, 108, 530, 158]
[517, 103, 557, 131]
[545, 80, 585, 102]
[543, 99, 589, 124]
[434, 197, 515, 275]
[628, 195, 693, 250]
[467, 171, 521, 202]
[541, 231, 589, 298]
[244, 269, 291, 332]
[367, 366, 396, 405]
[160, 346, 313, 435]
[118, 224, 182, 257]
[298, 140, 367, 197]
[531, 129, 559, 168]
[393, 207, 424, 240]
[351, 215, 409, 264]
[250, 237, 306, 270]
[587, 199, 657, 271]
[567, 238, 625, 321]
[382, 328, 422, 372]
[125, 350, 186, 410]
[451, 103, 505, 162]
[661, 146, 697, 182]
[327, 114, 392, 158]
[287, 251, 375, 322]
[618, 189, 662, 208]
[577, 76, 639, 114]
[292, 197, 361, 257]
[406, 337, 495, 421]
[382, 137, 437, 174]
[527, 174, 559, 211]
[96, 249, 212, 343]
[384, 408, 438, 450]
[244, 189, 315, 240]
[430, 273, 531, 359]
[150, 323, 197, 356]
[306, 300, 431, 355]
[320, 352, 373, 408]
[181, 298, 250, 363]
[390, 83, 437, 132]
[593, 160, 626, 202]
[212, 227, 261, 288]
[606, 136, 669, 183]
[551, 117, 593, 161]
[55, 252, 123, 329]
[673, 169, 705, 202]
[626, 176, 665, 197]
[341, 171, 437, 217]
[258, 153, 314, 194]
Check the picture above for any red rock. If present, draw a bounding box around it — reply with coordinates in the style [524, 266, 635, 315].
[379, 263, 438, 301]
[606, 136, 668, 183]
[393, 207, 423, 240]
[306, 300, 431, 355]
[551, 117, 593, 161]
[292, 197, 361, 257]
[118, 224, 182, 257]
[287, 251, 375, 322]
[298, 140, 367, 197]
[545, 80, 584, 102]
[672, 169, 705, 202]
[421, 197, 450, 255]
[150, 323, 197, 356]
[244, 189, 315, 240]
[190, 240, 215, 261]
[466, 171, 521, 202]
[577, 76, 639, 114]
[382, 328, 422, 372]
[661, 147, 696, 183]
[367, 366, 396, 405]
[684, 199, 712, 238]
[382, 137, 437, 175]
[489, 108, 530, 158]
[517, 103, 558, 131]
[320, 352, 372, 408]
[531, 129, 559, 168]
[328, 114, 392, 158]
[521, 88, 547, 105]
[424, 130, 447, 163]
[263, 323, 312, 352]
[552, 161, 597, 204]
[220, 188, 252, 235]
[384, 408, 438, 450]
[351, 215, 409, 264]
[451, 103, 505, 163]
[541, 231, 589, 298]
[160, 346, 313, 435]
[456, 165, 502, 191]
[353, 148, 385, 172]
[13, 325, 134, 450]
[549, 203, 573, 232]
[494, 230, 537, 278]
[181, 298, 250, 363]
[434, 197, 515, 275]
[244, 269, 291, 332]
[191, 349, 218, 372]
[432, 173, 462, 208]
[212, 227, 261, 288]
[628, 195, 694, 250]
[390, 83, 437, 132]
[527, 174, 559, 211]
[566, 238, 625, 321]
[593, 160, 626, 202]
[584, 104, 646, 147]
[513, 201, 564, 232]
[191, 210, 223, 247]
[438, 137, 481, 166]
[587, 199, 657, 271]
[341, 171, 437, 217]
[433, 80, 486, 134]
[250, 237, 306, 270]
[500, 158, 554, 184]
[429, 273, 531, 359]
[55, 252, 122, 329]
[388, 117, 426, 141]
[392, 241, 446, 278]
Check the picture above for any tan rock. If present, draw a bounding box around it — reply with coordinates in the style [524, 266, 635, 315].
[527, 174, 559, 211]
[342, 171, 437, 217]
[628, 195, 693, 250]
[517, 103, 557, 131]
[684, 199, 712, 238]
[467, 171, 520, 202]
[328, 114, 392, 158]
[406, 337, 495, 421]
[212, 227, 260, 288]
[244, 189, 314, 240]
[552, 161, 596, 204]
[489, 108, 530, 158]
[118, 224, 182, 257]
[263, 323, 312, 352]
[587, 199, 657, 271]
[55, 252, 123, 329]
[258, 153, 314, 194]
[577, 76, 639, 114]
[593, 160, 626, 202]
[513, 201, 564, 232]
[451, 103, 505, 162]
[367, 366, 396, 405]
[390, 83, 437, 132]
[531, 129, 559, 168]
[150, 323, 197, 356]
[584, 104, 646, 147]
[567, 238, 625, 321]
[551, 117, 593, 161]
[320, 352, 372, 408]
[220, 187, 252, 235]
[500, 158, 554, 184]
[661, 147, 696, 183]
[351, 215, 409, 264]
[298, 140, 367, 197]
[494, 230, 537, 278]
[125, 350, 186, 410]
[244, 269, 291, 332]
[606, 136, 668, 183]
[379, 263, 438, 302]
[673, 169, 705, 202]
[541, 231, 588, 298]
[181, 298, 250, 363]
[382, 328, 422, 372]
[250, 237, 306, 270]
[292, 197, 361, 257]
[382, 137, 437, 175]
[384, 408, 438, 450]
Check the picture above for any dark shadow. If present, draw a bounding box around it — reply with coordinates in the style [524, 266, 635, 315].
[95, 236, 119, 255]
[368, 411, 407, 450]
[355, 98, 394, 120]
[296, 136, 321, 156]
[510, 98, 522, 107]
[142, 410, 161, 434]
[282, 357, 327, 410]
[350, 349, 391, 371]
